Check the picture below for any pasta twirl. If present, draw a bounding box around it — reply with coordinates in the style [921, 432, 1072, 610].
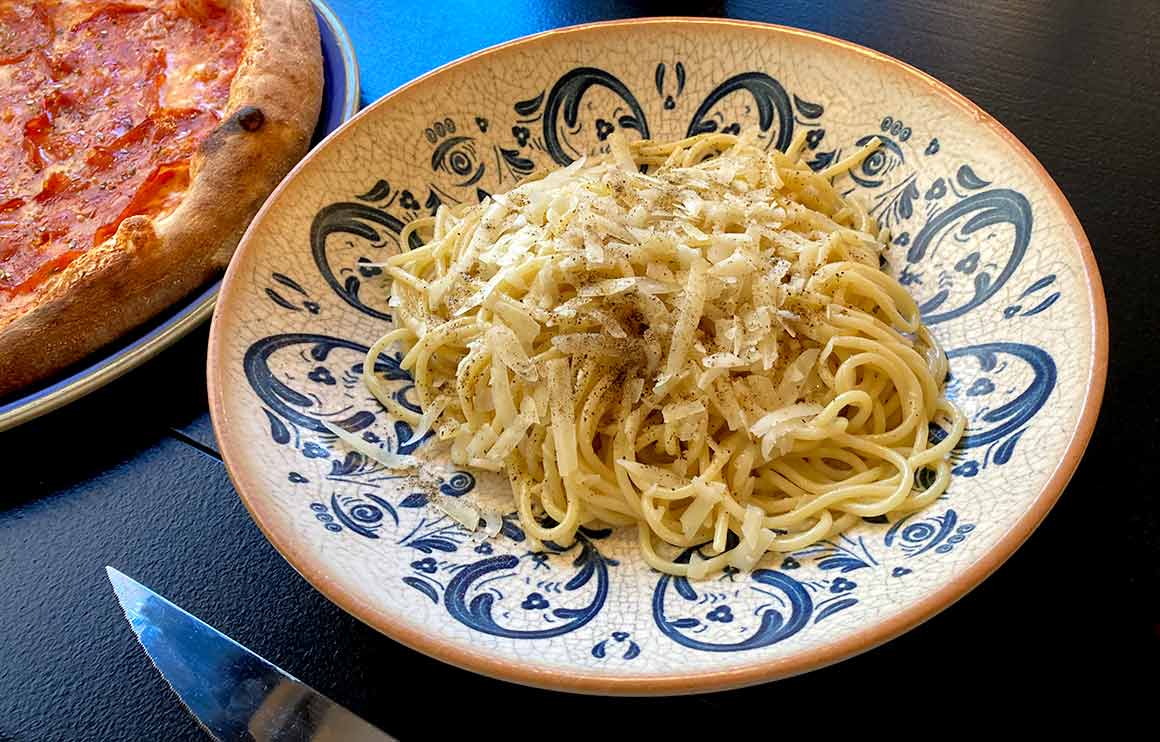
[363, 131, 965, 577]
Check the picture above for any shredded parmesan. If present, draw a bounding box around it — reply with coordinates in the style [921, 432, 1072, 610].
[430, 493, 481, 531]
[366, 131, 965, 579]
[320, 419, 418, 470]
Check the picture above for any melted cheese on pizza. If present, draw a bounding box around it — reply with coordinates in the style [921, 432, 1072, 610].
[0, 1, 245, 296]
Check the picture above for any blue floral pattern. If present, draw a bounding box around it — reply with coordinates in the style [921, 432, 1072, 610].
[591, 631, 641, 660]
[830, 578, 857, 594]
[235, 53, 1067, 665]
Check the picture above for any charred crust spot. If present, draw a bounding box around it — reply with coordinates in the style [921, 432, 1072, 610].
[236, 106, 265, 132]
[199, 106, 267, 156]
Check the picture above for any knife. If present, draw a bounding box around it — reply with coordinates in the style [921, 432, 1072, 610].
[106, 566, 396, 742]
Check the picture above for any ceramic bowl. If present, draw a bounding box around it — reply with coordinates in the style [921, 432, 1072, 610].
[208, 18, 1107, 694]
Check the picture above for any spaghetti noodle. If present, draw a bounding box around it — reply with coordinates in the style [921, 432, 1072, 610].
[360, 131, 965, 577]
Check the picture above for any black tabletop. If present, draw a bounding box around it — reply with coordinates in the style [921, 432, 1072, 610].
[2, 2, 1158, 739]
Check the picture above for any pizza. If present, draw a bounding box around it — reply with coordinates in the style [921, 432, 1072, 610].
[0, 0, 323, 395]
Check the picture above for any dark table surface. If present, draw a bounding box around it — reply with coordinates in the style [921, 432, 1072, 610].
[3, 1, 1158, 739]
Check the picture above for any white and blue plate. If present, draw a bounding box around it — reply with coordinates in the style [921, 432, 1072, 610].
[208, 19, 1107, 694]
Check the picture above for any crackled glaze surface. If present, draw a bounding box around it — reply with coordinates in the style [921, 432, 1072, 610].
[209, 20, 1105, 693]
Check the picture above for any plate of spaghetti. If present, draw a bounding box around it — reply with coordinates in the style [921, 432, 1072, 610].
[209, 18, 1106, 693]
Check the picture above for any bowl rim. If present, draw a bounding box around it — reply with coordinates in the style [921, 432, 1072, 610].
[207, 16, 1109, 695]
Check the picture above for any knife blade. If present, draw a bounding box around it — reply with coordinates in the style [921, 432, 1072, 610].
[106, 566, 396, 742]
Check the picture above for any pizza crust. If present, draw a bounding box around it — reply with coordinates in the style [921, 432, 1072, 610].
[0, 0, 323, 397]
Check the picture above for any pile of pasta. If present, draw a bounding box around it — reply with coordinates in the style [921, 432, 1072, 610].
[359, 131, 965, 577]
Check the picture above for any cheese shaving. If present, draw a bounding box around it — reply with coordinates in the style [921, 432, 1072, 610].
[366, 131, 965, 579]
[320, 419, 418, 470]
